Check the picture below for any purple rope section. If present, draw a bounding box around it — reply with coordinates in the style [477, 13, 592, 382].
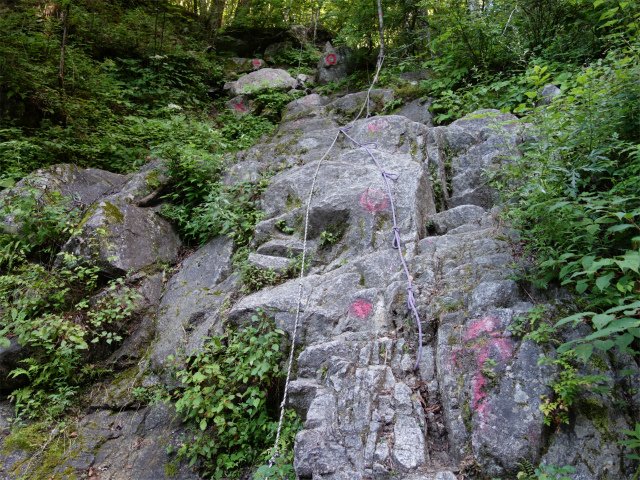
[339, 125, 423, 370]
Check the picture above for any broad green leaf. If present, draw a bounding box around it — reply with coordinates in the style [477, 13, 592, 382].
[605, 300, 640, 315]
[607, 224, 635, 233]
[593, 339, 615, 352]
[614, 251, 640, 273]
[555, 311, 595, 327]
[629, 328, 640, 338]
[586, 317, 640, 340]
[557, 339, 580, 354]
[616, 333, 634, 349]
[595, 272, 615, 291]
[575, 343, 594, 364]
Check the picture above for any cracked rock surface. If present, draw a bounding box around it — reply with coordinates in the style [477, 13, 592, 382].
[1, 93, 638, 480]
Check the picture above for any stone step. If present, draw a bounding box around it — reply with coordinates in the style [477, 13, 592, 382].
[247, 252, 291, 274]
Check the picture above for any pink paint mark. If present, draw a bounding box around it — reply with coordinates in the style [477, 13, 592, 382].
[367, 119, 389, 132]
[472, 372, 488, 409]
[350, 299, 372, 319]
[325, 53, 337, 65]
[464, 315, 500, 342]
[488, 337, 513, 361]
[234, 98, 247, 113]
[252, 59, 261, 66]
[360, 188, 388, 214]
[469, 336, 514, 412]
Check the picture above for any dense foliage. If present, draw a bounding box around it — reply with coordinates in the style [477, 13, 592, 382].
[169, 314, 301, 480]
[0, 187, 140, 420]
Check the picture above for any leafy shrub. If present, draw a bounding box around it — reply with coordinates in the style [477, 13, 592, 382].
[169, 313, 301, 479]
[0, 187, 142, 419]
[493, 55, 640, 365]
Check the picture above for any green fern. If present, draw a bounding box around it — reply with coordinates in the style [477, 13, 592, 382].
[517, 458, 536, 479]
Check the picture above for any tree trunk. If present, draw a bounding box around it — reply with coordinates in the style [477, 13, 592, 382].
[58, 2, 71, 91]
[376, 0, 384, 57]
[313, 0, 323, 43]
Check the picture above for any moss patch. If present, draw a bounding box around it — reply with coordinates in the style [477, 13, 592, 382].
[1, 423, 77, 479]
[590, 354, 608, 373]
[286, 193, 302, 211]
[164, 460, 179, 477]
[577, 398, 610, 439]
[102, 201, 125, 224]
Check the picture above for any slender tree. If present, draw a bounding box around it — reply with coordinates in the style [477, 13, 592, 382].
[58, 0, 71, 91]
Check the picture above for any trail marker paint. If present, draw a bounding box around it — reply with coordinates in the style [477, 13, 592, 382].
[360, 188, 388, 213]
[234, 98, 247, 113]
[325, 53, 337, 65]
[350, 299, 372, 318]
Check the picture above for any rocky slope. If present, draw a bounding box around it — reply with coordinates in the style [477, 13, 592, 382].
[1, 84, 639, 480]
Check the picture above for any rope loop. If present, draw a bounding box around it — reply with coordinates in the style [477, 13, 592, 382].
[382, 171, 399, 181]
[391, 227, 401, 249]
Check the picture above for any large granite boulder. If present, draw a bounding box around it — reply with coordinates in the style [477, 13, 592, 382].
[59, 194, 181, 277]
[316, 42, 356, 86]
[228, 68, 296, 96]
[149, 236, 236, 371]
[223, 57, 268, 79]
[0, 164, 126, 234]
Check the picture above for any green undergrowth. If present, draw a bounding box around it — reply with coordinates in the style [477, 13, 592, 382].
[487, 15, 640, 439]
[0, 189, 142, 421]
[168, 312, 301, 479]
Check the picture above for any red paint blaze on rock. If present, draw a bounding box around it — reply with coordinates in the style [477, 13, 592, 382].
[472, 372, 488, 410]
[350, 299, 372, 319]
[252, 59, 261, 66]
[234, 98, 247, 113]
[360, 188, 388, 214]
[367, 118, 389, 131]
[464, 315, 500, 342]
[454, 315, 515, 414]
[325, 53, 337, 65]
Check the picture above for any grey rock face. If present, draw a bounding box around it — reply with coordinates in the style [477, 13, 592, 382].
[0, 164, 126, 234]
[116, 159, 169, 206]
[396, 97, 434, 126]
[0, 337, 29, 394]
[61, 403, 200, 479]
[538, 83, 562, 106]
[60, 195, 181, 277]
[5, 90, 636, 480]
[264, 42, 293, 64]
[1, 163, 126, 207]
[397, 70, 431, 83]
[229, 68, 296, 96]
[225, 95, 257, 115]
[316, 42, 355, 86]
[149, 236, 235, 370]
[0, 400, 200, 479]
[428, 205, 487, 235]
[230, 98, 637, 479]
[223, 57, 268, 78]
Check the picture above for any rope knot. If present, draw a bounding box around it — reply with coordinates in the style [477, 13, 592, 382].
[391, 227, 401, 249]
[382, 171, 399, 181]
